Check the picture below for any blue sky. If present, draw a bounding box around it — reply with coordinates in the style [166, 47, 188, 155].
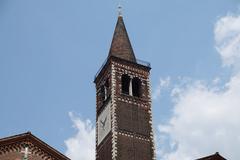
[1, 1, 240, 160]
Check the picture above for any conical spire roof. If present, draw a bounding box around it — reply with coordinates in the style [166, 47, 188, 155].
[108, 16, 136, 62]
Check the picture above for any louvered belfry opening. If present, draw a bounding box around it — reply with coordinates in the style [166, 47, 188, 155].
[132, 77, 141, 97]
[121, 74, 131, 95]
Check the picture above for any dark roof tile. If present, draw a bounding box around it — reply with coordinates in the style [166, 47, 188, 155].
[108, 16, 136, 62]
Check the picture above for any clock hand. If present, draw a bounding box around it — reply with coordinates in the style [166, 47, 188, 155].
[102, 116, 107, 126]
[100, 116, 107, 129]
[100, 120, 104, 126]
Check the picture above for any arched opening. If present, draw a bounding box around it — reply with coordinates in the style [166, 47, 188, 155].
[132, 77, 141, 97]
[101, 78, 110, 102]
[121, 74, 131, 95]
[100, 85, 105, 101]
[104, 79, 110, 100]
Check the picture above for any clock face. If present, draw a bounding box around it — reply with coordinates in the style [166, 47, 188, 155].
[97, 101, 111, 145]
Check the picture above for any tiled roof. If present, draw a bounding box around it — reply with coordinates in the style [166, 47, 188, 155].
[108, 15, 136, 62]
[196, 152, 227, 160]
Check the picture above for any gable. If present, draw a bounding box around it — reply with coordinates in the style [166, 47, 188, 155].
[197, 152, 227, 160]
[0, 132, 70, 160]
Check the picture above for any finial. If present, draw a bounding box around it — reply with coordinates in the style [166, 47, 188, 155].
[118, 3, 123, 17]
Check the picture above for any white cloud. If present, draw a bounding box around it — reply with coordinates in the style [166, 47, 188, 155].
[215, 13, 240, 69]
[65, 112, 95, 160]
[159, 75, 240, 160]
[158, 11, 240, 160]
[153, 77, 171, 100]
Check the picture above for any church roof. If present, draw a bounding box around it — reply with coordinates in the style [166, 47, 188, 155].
[108, 15, 137, 62]
[0, 132, 70, 160]
[196, 152, 227, 160]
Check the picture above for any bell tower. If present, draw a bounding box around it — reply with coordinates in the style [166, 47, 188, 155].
[94, 14, 156, 160]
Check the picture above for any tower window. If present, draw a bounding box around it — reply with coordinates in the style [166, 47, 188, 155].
[132, 77, 141, 97]
[100, 85, 105, 101]
[104, 79, 110, 100]
[101, 78, 110, 102]
[121, 74, 131, 95]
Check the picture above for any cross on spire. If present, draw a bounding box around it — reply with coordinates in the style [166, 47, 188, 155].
[118, 4, 123, 17]
[117, 0, 124, 17]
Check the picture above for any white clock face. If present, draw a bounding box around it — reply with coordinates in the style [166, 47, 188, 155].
[97, 101, 111, 145]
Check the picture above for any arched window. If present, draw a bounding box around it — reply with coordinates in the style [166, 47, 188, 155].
[121, 74, 131, 95]
[101, 78, 110, 101]
[100, 85, 105, 101]
[132, 77, 141, 97]
[104, 79, 110, 100]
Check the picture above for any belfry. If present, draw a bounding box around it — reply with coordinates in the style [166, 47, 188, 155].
[94, 13, 156, 160]
[0, 5, 228, 160]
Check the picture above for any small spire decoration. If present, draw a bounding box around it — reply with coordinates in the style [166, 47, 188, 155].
[118, 3, 123, 17]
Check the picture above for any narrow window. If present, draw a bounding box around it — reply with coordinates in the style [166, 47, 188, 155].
[132, 77, 141, 97]
[100, 85, 105, 101]
[101, 79, 110, 101]
[104, 79, 110, 100]
[121, 74, 130, 95]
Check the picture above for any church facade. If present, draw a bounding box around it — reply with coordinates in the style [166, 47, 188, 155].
[0, 132, 69, 160]
[0, 14, 227, 160]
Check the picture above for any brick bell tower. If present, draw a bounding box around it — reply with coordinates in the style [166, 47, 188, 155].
[94, 14, 156, 160]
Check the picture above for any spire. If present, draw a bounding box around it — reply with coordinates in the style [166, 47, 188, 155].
[108, 15, 136, 62]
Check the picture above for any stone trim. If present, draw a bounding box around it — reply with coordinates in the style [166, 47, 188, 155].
[146, 77, 156, 160]
[117, 97, 149, 109]
[117, 131, 150, 142]
[113, 61, 149, 77]
[111, 63, 118, 160]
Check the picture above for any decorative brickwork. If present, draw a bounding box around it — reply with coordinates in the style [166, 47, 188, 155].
[0, 132, 70, 160]
[112, 57, 155, 160]
[116, 101, 150, 136]
[96, 134, 112, 160]
[95, 56, 155, 160]
[117, 134, 152, 160]
[95, 15, 155, 160]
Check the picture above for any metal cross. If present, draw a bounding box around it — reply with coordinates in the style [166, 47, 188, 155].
[118, 4, 123, 16]
[21, 147, 31, 160]
[117, 0, 123, 16]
